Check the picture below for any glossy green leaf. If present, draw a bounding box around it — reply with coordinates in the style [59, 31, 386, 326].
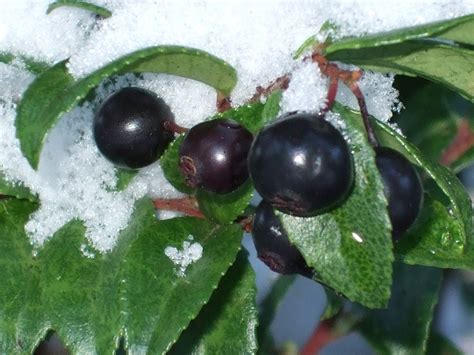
[325, 14, 474, 54]
[16, 46, 237, 169]
[0, 172, 36, 201]
[373, 118, 474, 269]
[0, 198, 243, 353]
[160, 134, 193, 194]
[196, 180, 254, 224]
[0, 52, 49, 74]
[426, 331, 463, 355]
[359, 263, 442, 355]
[216, 101, 265, 133]
[278, 103, 393, 308]
[47, 0, 112, 18]
[395, 195, 474, 269]
[169, 251, 258, 354]
[327, 41, 474, 102]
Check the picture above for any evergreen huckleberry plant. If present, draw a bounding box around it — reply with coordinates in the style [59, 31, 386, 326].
[0, 1, 473, 353]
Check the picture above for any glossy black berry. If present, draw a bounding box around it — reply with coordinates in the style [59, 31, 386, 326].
[93, 87, 175, 169]
[179, 118, 253, 194]
[375, 146, 423, 239]
[252, 200, 313, 277]
[248, 112, 354, 217]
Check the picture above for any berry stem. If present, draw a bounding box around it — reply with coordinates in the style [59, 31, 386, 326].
[347, 81, 380, 148]
[320, 76, 338, 115]
[163, 120, 189, 135]
[153, 197, 204, 218]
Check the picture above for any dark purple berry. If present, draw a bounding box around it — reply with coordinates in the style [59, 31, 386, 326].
[248, 112, 354, 217]
[179, 118, 253, 194]
[93, 87, 175, 169]
[375, 146, 423, 239]
[252, 200, 313, 277]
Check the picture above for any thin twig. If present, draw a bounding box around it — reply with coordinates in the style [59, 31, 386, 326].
[163, 120, 188, 134]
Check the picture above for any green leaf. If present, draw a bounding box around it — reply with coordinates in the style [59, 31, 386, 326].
[325, 14, 474, 54]
[278, 103, 393, 308]
[327, 41, 474, 102]
[395, 195, 474, 269]
[114, 169, 137, 192]
[320, 289, 344, 321]
[0, 52, 49, 74]
[359, 263, 442, 355]
[169, 251, 258, 354]
[0, 172, 36, 201]
[435, 15, 474, 46]
[328, 41, 474, 101]
[216, 101, 265, 133]
[0, 198, 243, 353]
[261, 90, 283, 126]
[160, 134, 193, 194]
[16, 45, 237, 169]
[46, 0, 112, 18]
[426, 331, 463, 355]
[196, 180, 254, 224]
[373, 118, 474, 269]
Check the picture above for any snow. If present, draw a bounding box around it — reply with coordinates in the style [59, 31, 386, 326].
[0, 0, 472, 252]
[164, 236, 203, 277]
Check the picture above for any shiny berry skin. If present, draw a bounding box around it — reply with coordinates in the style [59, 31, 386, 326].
[375, 147, 423, 239]
[252, 200, 313, 277]
[248, 112, 354, 217]
[93, 87, 175, 169]
[179, 118, 253, 194]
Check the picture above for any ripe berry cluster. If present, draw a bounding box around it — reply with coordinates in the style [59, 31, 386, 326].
[93, 86, 424, 277]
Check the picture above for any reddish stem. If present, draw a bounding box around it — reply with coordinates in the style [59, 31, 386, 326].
[440, 119, 474, 166]
[300, 319, 337, 355]
[347, 82, 379, 147]
[153, 197, 204, 219]
[320, 76, 338, 115]
[163, 120, 188, 134]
